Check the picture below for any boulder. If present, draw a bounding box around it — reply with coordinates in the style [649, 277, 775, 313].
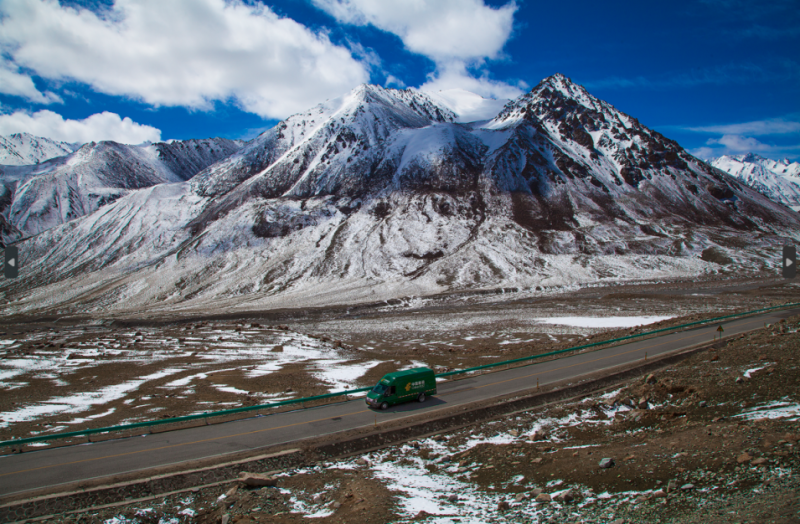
[448, 494, 458, 502]
[736, 452, 752, 464]
[509, 429, 519, 437]
[638, 397, 649, 409]
[646, 374, 657, 384]
[238, 472, 277, 488]
[532, 488, 544, 496]
[515, 493, 526, 502]
[535, 493, 551, 503]
[497, 500, 510, 511]
[599, 457, 615, 469]
[653, 490, 666, 498]
[531, 429, 550, 441]
[751, 458, 768, 466]
[556, 489, 574, 503]
[681, 483, 695, 491]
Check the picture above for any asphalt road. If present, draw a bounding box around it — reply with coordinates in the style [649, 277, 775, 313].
[0, 308, 796, 499]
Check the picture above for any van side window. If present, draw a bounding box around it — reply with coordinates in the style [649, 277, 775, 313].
[388, 386, 396, 395]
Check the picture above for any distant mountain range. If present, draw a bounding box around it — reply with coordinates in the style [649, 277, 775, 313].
[1, 138, 244, 242]
[1, 74, 798, 316]
[710, 153, 800, 211]
[0, 133, 78, 165]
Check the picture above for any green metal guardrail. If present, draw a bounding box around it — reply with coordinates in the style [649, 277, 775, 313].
[2, 301, 798, 448]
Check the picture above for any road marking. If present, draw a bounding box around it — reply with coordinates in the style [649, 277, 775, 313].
[0, 314, 772, 481]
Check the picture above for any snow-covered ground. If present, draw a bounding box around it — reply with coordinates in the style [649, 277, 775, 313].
[0, 325, 378, 431]
[533, 316, 673, 328]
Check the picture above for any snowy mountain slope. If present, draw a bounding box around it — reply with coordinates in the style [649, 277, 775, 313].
[0, 138, 243, 244]
[0, 133, 78, 166]
[3, 76, 798, 316]
[713, 153, 800, 179]
[711, 153, 800, 211]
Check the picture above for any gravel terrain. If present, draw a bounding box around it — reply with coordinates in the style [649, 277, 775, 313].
[1, 275, 797, 444]
[6, 276, 797, 523]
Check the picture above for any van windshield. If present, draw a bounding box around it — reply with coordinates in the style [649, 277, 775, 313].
[371, 384, 387, 395]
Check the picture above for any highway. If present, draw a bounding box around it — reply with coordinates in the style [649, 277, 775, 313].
[0, 308, 796, 499]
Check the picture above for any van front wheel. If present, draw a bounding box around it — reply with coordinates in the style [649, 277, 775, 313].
[380, 402, 389, 410]
[418, 393, 426, 403]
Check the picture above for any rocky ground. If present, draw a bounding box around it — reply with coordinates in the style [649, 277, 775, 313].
[1, 275, 796, 445]
[44, 309, 800, 523]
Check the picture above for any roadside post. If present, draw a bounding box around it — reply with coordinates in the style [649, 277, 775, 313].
[716, 325, 724, 340]
[783, 246, 796, 279]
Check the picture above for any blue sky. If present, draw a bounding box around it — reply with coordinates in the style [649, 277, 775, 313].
[0, 0, 797, 160]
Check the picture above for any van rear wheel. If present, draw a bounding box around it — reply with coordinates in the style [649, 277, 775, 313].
[380, 402, 389, 410]
[418, 393, 426, 403]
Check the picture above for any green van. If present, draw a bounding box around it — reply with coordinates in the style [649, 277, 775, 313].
[366, 367, 437, 410]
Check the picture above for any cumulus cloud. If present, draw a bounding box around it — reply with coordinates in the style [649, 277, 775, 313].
[0, 0, 370, 118]
[313, 0, 516, 61]
[313, 0, 523, 100]
[419, 61, 525, 101]
[0, 63, 61, 104]
[0, 110, 162, 144]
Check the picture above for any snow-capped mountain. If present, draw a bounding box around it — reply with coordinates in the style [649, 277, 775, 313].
[3, 75, 798, 316]
[710, 153, 800, 210]
[0, 133, 78, 165]
[0, 137, 244, 243]
[712, 153, 800, 179]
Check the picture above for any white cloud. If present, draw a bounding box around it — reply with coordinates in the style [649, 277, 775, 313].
[384, 75, 406, 89]
[313, 0, 517, 61]
[0, 63, 61, 104]
[689, 146, 718, 160]
[424, 87, 509, 122]
[0, 110, 161, 144]
[685, 117, 800, 136]
[0, 0, 370, 118]
[690, 134, 800, 161]
[708, 134, 773, 152]
[313, 0, 523, 100]
[418, 61, 525, 101]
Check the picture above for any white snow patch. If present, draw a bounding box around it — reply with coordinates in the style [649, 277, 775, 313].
[735, 398, 800, 421]
[743, 365, 768, 378]
[0, 368, 182, 428]
[534, 316, 673, 328]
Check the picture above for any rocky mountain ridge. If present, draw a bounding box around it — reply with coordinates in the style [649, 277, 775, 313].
[0, 133, 78, 166]
[711, 153, 800, 210]
[0, 137, 244, 245]
[2, 75, 798, 316]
